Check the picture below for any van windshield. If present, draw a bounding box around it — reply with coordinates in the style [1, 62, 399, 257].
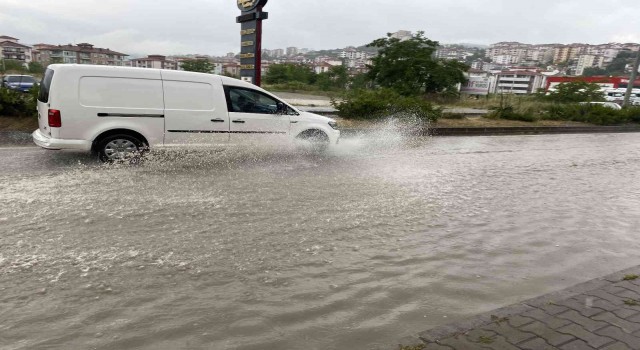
[38, 69, 54, 103]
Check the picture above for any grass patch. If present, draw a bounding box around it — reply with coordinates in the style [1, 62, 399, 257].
[490, 315, 509, 323]
[624, 299, 639, 306]
[0, 115, 38, 131]
[477, 336, 494, 344]
[623, 274, 639, 281]
[399, 345, 426, 350]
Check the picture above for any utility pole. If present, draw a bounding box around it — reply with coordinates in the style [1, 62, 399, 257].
[623, 49, 640, 107]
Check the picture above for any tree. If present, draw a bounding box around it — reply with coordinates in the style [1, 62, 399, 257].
[315, 65, 348, 91]
[582, 67, 608, 77]
[1, 59, 26, 73]
[366, 31, 468, 96]
[28, 62, 45, 75]
[181, 59, 214, 73]
[264, 63, 315, 85]
[544, 81, 605, 103]
[606, 51, 636, 75]
[349, 73, 371, 90]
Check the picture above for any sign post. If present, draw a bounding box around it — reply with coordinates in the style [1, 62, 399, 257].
[236, 0, 268, 86]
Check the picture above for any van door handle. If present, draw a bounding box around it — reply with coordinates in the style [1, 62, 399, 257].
[211, 119, 225, 123]
[232, 120, 245, 124]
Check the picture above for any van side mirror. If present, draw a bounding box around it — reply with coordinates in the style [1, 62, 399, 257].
[276, 102, 286, 114]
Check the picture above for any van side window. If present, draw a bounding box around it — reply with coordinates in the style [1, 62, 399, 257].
[223, 86, 279, 114]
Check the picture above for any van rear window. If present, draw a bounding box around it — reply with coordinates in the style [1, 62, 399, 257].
[38, 69, 54, 103]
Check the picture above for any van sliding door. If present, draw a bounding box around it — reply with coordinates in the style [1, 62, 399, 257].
[162, 73, 229, 146]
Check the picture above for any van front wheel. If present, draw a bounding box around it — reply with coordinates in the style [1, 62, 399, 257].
[97, 134, 146, 163]
[296, 130, 330, 152]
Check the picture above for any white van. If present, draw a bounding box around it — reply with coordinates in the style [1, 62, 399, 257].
[33, 65, 340, 161]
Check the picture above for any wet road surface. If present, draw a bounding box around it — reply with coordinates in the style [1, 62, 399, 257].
[1, 132, 640, 349]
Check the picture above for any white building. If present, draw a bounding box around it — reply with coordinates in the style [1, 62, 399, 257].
[339, 49, 367, 60]
[494, 71, 547, 95]
[493, 55, 520, 65]
[314, 62, 335, 74]
[130, 55, 179, 70]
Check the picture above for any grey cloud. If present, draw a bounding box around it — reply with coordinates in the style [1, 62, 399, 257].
[1, 0, 639, 57]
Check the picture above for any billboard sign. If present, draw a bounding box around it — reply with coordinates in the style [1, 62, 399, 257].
[461, 76, 490, 95]
[236, 0, 268, 86]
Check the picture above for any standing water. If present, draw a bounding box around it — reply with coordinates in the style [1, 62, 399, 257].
[1, 132, 640, 350]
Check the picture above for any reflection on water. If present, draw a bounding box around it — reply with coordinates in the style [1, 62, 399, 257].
[2, 132, 640, 350]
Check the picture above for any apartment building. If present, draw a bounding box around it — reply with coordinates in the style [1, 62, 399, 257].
[487, 42, 530, 64]
[262, 48, 285, 58]
[339, 48, 368, 60]
[130, 55, 179, 70]
[0, 35, 32, 64]
[524, 46, 555, 65]
[553, 45, 588, 63]
[494, 71, 547, 95]
[435, 46, 477, 62]
[493, 55, 520, 65]
[33, 43, 127, 66]
[286, 47, 299, 56]
[575, 54, 605, 75]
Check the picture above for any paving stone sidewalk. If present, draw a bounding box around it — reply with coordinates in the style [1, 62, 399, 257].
[397, 266, 640, 350]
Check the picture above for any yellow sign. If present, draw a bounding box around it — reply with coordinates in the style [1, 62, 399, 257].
[241, 41, 254, 47]
[240, 53, 255, 59]
[241, 65, 255, 70]
[241, 29, 256, 36]
[237, 0, 259, 11]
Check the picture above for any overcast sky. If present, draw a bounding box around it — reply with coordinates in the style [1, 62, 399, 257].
[2, 0, 640, 58]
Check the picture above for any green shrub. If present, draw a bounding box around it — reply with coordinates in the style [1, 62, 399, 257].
[539, 81, 606, 103]
[0, 85, 39, 118]
[542, 103, 639, 125]
[263, 81, 321, 92]
[332, 88, 441, 122]
[488, 105, 538, 122]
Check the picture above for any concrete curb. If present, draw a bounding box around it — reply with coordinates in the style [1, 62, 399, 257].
[338, 126, 640, 137]
[427, 126, 640, 136]
[0, 131, 33, 145]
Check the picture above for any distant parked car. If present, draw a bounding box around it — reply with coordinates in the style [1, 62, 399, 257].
[579, 102, 622, 110]
[2, 75, 37, 92]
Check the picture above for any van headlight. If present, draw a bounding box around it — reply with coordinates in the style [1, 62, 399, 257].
[328, 121, 339, 130]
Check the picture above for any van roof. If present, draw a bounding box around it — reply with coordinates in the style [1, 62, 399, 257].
[46, 64, 257, 90]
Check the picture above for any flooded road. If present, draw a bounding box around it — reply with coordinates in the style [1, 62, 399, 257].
[2, 133, 640, 350]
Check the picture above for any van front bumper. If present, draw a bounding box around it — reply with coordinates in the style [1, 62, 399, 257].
[32, 129, 92, 151]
